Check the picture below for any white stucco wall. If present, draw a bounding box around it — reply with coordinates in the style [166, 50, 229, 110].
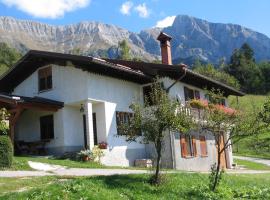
[12, 64, 231, 167]
[13, 64, 147, 166]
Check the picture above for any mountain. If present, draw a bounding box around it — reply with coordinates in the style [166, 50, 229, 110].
[1, 15, 270, 64]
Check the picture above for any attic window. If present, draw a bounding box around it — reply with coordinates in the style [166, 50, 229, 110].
[39, 66, 52, 92]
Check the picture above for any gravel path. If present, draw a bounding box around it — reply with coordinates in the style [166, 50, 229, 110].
[234, 156, 270, 166]
[0, 171, 52, 177]
[1, 159, 270, 178]
[0, 169, 149, 178]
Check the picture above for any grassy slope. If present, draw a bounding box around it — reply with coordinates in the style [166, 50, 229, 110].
[229, 95, 270, 159]
[1, 173, 270, 199]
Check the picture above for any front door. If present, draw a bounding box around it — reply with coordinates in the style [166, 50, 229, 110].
[83, 115, 87, 148]
[217, 134, 227, 169]
[83, 113, 98, 149]
[92, 113, 98, 145]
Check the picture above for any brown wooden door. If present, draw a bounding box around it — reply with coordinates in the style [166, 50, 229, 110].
[217, 134, 227, 169]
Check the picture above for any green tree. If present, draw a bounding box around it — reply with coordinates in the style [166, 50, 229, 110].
[120, 79, 194, 184]
[0, 43, 22, 75]
[225, 43, 262, 93]
[198, 89, 269, 191]
[193, 62, 240, 89]
[118, 40, 131, 60]
[258, 62, 270, 93]
[0, 108, 9, 136]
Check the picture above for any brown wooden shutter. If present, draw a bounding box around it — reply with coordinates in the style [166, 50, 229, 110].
[199, 136, 208, 156]
[39, 66, 52, 78]
[180, 135, 187, 158]
[192, 136, 197, 157]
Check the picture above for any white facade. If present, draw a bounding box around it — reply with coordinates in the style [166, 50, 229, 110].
[13, 64, 233, 169]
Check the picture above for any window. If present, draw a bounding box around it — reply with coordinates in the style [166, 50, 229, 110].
[40, 115, 54, 140]
[39, 66, 52, 92]
[199, 136, 208, 157]
[143, 83, 165, 106]
[116, 111, 141, 136]
[184, 87, 200, 101]
[180, 135, 197, 158]
[143, 85, 153, 105]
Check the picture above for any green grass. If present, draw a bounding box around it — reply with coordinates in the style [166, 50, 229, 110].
[1, 173, 270, 199]
[234, 158, 270, 170]
[229, 94, 270, 159]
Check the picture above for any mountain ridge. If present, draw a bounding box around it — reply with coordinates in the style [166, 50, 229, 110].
[1, 15, 270, 65]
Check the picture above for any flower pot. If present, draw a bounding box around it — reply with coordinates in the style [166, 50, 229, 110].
[82, 155, 90, 162]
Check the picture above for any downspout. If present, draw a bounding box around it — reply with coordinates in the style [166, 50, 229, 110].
[166, 67, 187, 93]
[169, 130, 176, 169]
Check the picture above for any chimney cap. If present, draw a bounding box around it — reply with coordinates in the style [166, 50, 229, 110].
[157, 32, 172, 42]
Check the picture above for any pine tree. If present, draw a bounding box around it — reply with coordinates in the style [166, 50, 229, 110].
[118, 40, 131, 60]
[0, 43, 22, 75]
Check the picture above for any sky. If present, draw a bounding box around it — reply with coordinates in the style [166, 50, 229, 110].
[0, 0, 270, 37]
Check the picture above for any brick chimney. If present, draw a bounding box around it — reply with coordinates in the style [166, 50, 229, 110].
[157, 32, 172, 65]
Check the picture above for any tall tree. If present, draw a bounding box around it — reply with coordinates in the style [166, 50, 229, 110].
[225, 43, 262, 93]
[118, 40, 131, 60]
[120, 79, 194, 184]
[0, 43, 22, 75]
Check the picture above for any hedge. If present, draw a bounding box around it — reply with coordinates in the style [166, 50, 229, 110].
[0, 136, 13, 168]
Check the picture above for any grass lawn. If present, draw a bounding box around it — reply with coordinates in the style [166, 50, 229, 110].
[1, 173, 270, 199]
[234, 158, 270, 170]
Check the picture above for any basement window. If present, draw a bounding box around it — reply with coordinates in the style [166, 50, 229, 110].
[38, 66, 52, 92]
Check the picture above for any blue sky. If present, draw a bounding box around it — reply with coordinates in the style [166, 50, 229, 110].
[0, 0, 270, 36]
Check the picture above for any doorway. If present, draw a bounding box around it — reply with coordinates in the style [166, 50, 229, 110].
[83, 113, 98, 149]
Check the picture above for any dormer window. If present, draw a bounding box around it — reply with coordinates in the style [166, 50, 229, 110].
[38, 66, 52, 92]
[184, 86, 200, 101]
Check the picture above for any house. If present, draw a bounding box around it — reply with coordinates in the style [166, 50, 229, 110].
[0, 32, 244, 171]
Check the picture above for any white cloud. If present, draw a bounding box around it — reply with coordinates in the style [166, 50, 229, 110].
[1, 0, 91, 19]
[134, 3, 149, 18]
[120, 1, 133, 15]
[155, 16, 176, 28]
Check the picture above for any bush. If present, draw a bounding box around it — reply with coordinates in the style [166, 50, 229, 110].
[0, 121, 9, 135]
[0, 136, 13, 168]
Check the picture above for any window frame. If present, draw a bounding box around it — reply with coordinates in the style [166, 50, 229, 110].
[38, 66, 53, 93]
[40, 115, 54, 140]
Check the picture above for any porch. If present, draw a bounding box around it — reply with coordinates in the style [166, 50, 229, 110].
[0, 93, 63, 154]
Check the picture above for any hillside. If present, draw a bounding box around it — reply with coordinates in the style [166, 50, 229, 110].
[1, 15, 270, 64]
[229, 95, 270, 159]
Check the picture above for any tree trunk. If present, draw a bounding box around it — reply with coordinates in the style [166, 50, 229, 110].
[153, 137, 162, 184]
[212, 144, 221, 191]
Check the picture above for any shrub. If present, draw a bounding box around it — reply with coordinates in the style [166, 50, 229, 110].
[92, 145, 105, 163]
[0, 121, 9, 135]
[0, 136, 13, 168]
